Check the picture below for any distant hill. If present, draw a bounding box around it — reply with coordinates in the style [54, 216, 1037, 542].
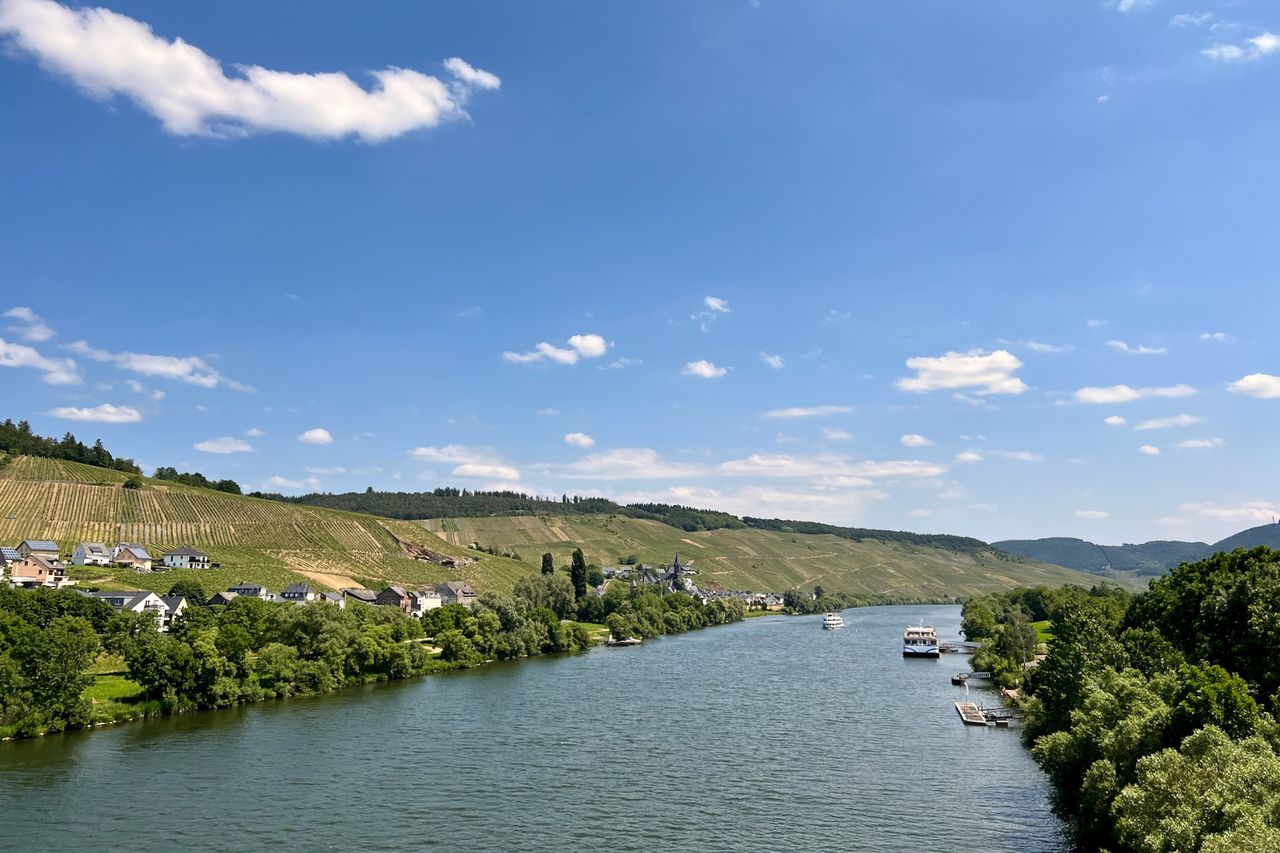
[994, 522, 1280, 577]
[420, 514, 1106, 599]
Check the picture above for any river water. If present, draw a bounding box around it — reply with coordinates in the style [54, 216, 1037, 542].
[0, 605, 1065, 852]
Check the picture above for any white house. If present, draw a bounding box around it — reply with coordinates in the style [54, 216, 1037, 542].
[159, 595, 189, 630]
[112, 543, 153, 572]
[81, 590, 169, 629]
[227, 581, 275, 600]
[162, 547, 210, 570]
[280, 582, 317, 603]
[409, 588, 443, 617]
[73, 542, 112, 566]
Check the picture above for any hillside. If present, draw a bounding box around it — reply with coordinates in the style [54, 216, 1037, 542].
[418, 514, 1105, 599]
[0, 456, 529, 596]
[994, 523, 1280, 576]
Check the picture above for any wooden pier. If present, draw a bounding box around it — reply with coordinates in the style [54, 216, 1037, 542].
[955, 701, 1021, 726]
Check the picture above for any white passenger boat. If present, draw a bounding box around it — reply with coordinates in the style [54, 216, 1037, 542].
[902, 624, 939, 657]
[822, 612, 845, 630]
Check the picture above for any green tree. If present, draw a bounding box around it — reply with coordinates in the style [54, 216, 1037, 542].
[570, 548, 588, 600]
[122, 474, 143, 490]
[540, 552, 555, 576]
[167, 580, 207, 604]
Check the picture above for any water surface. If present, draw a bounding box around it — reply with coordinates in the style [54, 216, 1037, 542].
[0, 604, 1065, 852]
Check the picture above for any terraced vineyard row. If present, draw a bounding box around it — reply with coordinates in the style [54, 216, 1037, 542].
[0, 456, 130, 484]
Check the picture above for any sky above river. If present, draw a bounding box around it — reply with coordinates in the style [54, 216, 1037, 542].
[1, 0, 1277, 544]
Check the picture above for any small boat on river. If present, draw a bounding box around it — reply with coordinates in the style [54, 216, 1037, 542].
[822, 612, 845, 630]
[606, 636, 642, 647]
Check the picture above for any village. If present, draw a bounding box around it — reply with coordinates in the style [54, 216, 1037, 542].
[0, 540, 789, 633]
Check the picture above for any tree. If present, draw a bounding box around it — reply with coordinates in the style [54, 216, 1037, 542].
[168, 580, 206, 605]
[994, 607, 1038, 665]
[540, 552, 555, 576]
[122, 475, 143, 490]
[513, 574, 576, 620]
[570, 548, 588, 600]
[814, 585, 825, 600]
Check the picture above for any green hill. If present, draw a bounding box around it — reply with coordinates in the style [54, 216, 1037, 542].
[1211, 522, 1280, 553]
[418, 514, 1105, 598]
[0, 455, 529, 596]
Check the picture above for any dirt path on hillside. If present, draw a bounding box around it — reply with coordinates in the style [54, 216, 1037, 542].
[295, 571, 361, 590]
[680, 538, 706, 548]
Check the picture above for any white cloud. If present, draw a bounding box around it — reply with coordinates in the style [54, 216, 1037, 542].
[954, 451, 983, 464]
[1200, 331, 1234, 343]
[1104, 415, 1127, 426]
[297, 427, 333, 445]
[0, 336, 80, 384]
[762, 404, 852, 419]
[503, 334, 608, 365]
[896, 349, 1027, 396]
[408, 445, 500, 464]
[760, 352, 784, 369]
[46, 403, 141, 423]
[1076, 510, 1109, 519]
[245, 427, 265, 437]
[991, 450, 1044, 462]
[3, 305, 54, 341]
[1086, 319, 1109, 328]
[558, 448, 705, 480]
[124, 378, 165, 400]
[822, 427, 852, 441]
[704, 296, 731, 313]
[684, 360, 728, 379]
[0, 0, 500, 142]
[899, 434, 934, 447]
[537, 408, 560, 416]
[442, 57, 501, 91]
[66, 340, 250, 390]
[194, 436, 253, 454]
[1023, 341, 1074, 353]
[1073, 384, 1196, 404]
[452, 463, 520, 480]
[1178, 437, 1225, 449]
[1173, 501, 1279, 523]
[260, 474, 321, 492]
[1138, 444, 1162, 456]
[1134, 413, 1204, 430]
[1116, 0, 1154, 12]
[1203, 33, 1280, 63]
[1170, 12, 1211, 27]
[564, 432, 595, 449]
[718, 453, 945, 480]
[601, 357, 641, 370]
[1228, 373, 1280, 399]
[1107, 339, 1167, 355]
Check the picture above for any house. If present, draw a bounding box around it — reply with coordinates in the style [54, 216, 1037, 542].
[342, 588, 378, 605]
[409, 588, 442, 617]
[0, 547, 19, 568]
[208, 590, 240, 606]
[160, 596, 189, 630]
[376, 585, 412, 613]
[80, 590, 168, 628]
[436, 581, 476, 608]
[161, 547, 210, 570]
[319, 591, 346, 609]
[8, 554, 76, 589]
[112, 543, 153, 572]
[72, 542, 112, 566]
[227, 581, 274, 600]
[281, 582, 317, 603]
[17, 539, 60, 560]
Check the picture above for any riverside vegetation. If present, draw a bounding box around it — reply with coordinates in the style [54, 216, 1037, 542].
[0, 570, 744, 740]
[962, 547, 1280, 851]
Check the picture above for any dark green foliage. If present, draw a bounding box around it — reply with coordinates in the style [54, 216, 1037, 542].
[569, 548, 587, 600]
[1019, 546, 1280, 849]
[743, 517, 992, 555]
[167, 580, 207, 604]
[152, 466, 242, 494]
[540, 552, 555, 575]
[603, 589, 746, 641]
[0, 609, 100, 737]
[122, 474, 143, 490]
[992, 536, 1212, 576]
[0, 419, 140, 473]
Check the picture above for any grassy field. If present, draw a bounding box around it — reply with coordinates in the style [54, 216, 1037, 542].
[0, 456, 531, 596]
[419, 514, 1105, 599]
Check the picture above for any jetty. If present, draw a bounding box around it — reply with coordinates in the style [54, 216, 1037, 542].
[954, 701, 1021, 727]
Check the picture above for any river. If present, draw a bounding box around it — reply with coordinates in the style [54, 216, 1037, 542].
[0, 605, 1066, 852]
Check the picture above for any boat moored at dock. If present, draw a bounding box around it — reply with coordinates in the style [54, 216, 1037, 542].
[902, 624, 940, 657]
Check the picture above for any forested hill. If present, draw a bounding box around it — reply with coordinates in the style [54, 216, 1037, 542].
[259, 488, 991, 555]
[994, 522, 1280, 576]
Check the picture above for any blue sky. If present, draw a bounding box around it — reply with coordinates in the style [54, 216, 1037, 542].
[1, 0, 1278, 544]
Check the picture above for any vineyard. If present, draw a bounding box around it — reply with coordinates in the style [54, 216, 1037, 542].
[0, 457, 531, 596]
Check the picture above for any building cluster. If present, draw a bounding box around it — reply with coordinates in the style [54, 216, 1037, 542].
[601, 554, 786, 611]
[1, 539, 219, 590]
[209, 580, 476, 617]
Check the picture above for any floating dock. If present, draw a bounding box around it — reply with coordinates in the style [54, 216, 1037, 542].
[955, 702, 988, 725]
[955, 701, 1021, 726]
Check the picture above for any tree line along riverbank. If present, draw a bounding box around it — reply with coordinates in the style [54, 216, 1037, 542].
[0, 572, 749, 740]
[961, 546, 1280, 852]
